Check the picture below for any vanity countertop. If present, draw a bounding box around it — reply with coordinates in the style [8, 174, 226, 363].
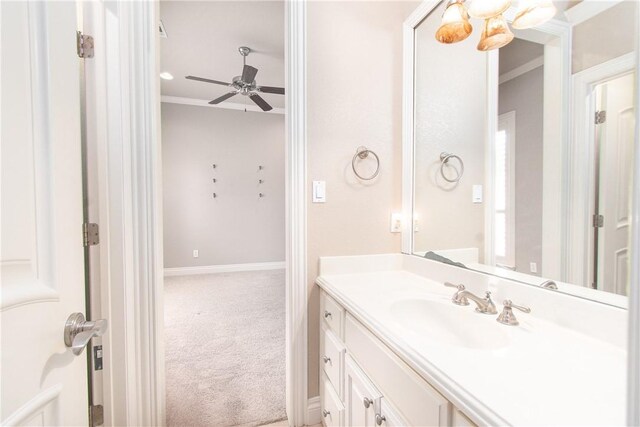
[316, 254, 627, 426]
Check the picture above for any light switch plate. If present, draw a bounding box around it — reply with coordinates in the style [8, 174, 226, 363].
[312, 181, 326, 203]
[472, 185, 483, 203]
[193, 250, 199, 258]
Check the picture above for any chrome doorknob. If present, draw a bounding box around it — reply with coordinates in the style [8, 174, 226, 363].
[64, 313, 108, 355]
[375, 413, 386, 426]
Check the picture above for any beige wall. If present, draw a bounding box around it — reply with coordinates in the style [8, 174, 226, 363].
[572, 1, 637, 74]
[499, 67, 544, 275]
[412, 0, 488, 260]
[162, 103, 285, 268]
[306, 0, 418, 397]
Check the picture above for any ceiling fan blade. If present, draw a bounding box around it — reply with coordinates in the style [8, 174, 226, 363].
[258, 86, 285, 95]
[241, 65, 258, 83]
[249, 93, 273, 112]
[186, 75, 230, 86]
[209, 92, 238, 104]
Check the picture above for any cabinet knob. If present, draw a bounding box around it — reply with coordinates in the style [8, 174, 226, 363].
[375, 414, 386, 426]
[322, 355, 331, 364]
[324, 310, 332, 319]
[322, 410, 330, 418]
[363, 397, 373, 408]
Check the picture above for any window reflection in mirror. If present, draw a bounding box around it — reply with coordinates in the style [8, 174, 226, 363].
[411, 0, 637, 302]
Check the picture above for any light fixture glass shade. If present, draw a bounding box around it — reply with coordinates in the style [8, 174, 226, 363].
[467, 0, 512, 19]
[435, 0, 473, 44]
[511, 0, 557, 29]
[477, 14, 514, 51]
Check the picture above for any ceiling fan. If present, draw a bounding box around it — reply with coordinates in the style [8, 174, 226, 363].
[185, 46, 285, 112]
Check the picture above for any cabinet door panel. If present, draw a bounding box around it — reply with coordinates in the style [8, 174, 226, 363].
[345, 355, 381, 427]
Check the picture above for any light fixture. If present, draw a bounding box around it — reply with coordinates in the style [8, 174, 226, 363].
[512, 0, 556, 29]
[435, 0, 473, 44]
[160, 71, 174, 80]
[467, 0, 512, 19]
[477, 14, 514, 51]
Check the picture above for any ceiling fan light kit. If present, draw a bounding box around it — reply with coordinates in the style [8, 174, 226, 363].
[435, 0, 556, 50]
[185, 45, 285, 112]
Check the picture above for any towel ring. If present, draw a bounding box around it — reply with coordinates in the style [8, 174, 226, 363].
[439, 152, 464, 183]
[352, 146, 380, 181]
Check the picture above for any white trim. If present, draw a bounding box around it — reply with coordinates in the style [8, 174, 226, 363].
[164, 261, 286, 277]
[628, 2, 640, 422]
[485, 51, 499, 266]
[401, 0, 441, 255]
[161, 95, 285, 115]
[498, 56, 544, 85]
[306, 396, 321, 426]
[564, 0, 625, 25]
[285, 1, 308, 426]
[567, 53, 636, 288]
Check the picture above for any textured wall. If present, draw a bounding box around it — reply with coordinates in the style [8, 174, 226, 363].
[162, 103, 285, 268]
[306, 0, 419, 398]
[412, 0, 488, 260]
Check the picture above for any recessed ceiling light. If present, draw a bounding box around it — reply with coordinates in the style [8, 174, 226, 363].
[160, 72, 174, 80]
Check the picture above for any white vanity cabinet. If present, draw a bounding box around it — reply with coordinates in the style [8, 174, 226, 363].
[319, 290, 475, 427]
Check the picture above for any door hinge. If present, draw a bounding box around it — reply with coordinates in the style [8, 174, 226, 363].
[595, 110, 607, 124]
[83, 223, 99, 247]
[89, 404, 104, 427]
[76, 31, 94, 58]
[592, 214, 604, 228]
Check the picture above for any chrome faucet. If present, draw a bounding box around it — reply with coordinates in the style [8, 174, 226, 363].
[540, 280, 558, 290]
[443, 283, 497, 314]
[444, 282, 469, 305]
[459, 290, 498, 314]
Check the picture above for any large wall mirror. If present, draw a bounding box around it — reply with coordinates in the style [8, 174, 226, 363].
[405, 0, 638, 306]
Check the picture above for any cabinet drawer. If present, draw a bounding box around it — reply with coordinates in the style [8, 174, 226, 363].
[322, 372, 345, 427]
[345, 314, 451, 427]
[321, 326, 345, 399]
[321, 291, 345, 339]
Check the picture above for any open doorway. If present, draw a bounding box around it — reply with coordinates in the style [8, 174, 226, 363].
[159, 2, 287, 425]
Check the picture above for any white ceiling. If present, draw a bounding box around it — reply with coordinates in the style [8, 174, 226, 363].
[159, 1, 285, 108]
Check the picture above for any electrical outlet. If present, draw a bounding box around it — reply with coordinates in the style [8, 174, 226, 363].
[193, 250, 199, 258]
[530, 262, 537, 273]
[390, 213, 403, 233]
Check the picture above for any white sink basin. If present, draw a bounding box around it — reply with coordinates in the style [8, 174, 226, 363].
[389, 298, 510, 350]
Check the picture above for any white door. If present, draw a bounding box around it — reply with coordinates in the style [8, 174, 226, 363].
[344, 356, 381, 427]
[1, 1, 89, 425]
[597, 72, 636, 295]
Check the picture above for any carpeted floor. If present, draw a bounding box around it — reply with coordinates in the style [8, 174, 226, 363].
[164, 269, 287, 427]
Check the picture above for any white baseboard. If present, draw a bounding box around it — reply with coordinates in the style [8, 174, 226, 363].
[164, 261, 285, 277]
[306, 396, 321, 426]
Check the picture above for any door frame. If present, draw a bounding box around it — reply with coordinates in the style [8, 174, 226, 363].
[85, 1, 309, 426]
[568, 52, 636, 290]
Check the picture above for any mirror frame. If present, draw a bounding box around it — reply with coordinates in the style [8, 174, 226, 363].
[401, 3, 640, 420]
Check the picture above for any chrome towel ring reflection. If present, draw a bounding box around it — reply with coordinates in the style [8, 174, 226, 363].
[352, 146, 380, 181]
[439, 152, 464, 183]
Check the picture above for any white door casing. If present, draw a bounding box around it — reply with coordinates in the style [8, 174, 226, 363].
[1, 1, 88, 425]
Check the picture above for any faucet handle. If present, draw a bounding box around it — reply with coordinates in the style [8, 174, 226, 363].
[497, 300, 531, 326]
[444, 282, 464, 290]
[444, 282, 469, 306]
[504, 300, 531, 313]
